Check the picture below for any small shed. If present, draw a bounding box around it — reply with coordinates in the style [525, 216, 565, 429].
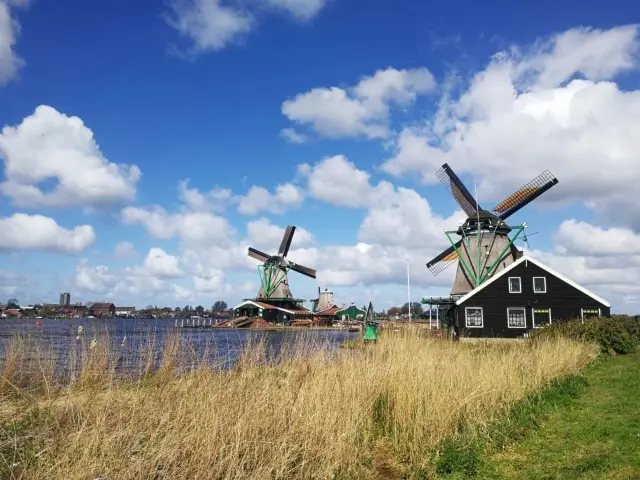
[335, 304, 366, 321]
[313, 304, 341, 326]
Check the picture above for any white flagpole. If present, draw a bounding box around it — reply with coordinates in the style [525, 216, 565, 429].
[407, 257, 412, 323]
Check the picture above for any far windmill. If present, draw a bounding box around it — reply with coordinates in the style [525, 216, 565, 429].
[232, 226, 317, 326]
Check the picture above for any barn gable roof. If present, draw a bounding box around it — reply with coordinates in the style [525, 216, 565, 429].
[314, 305, 341, 316]
[92, 303, 115, 309]
[455, 255, 611, 308]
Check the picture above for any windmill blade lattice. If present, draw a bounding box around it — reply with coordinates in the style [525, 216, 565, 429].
[278, 226, 296, 257]
[248, 247, 270, 263]
[492, 170, 558, 220]
[436, 164, 480, 217]
[290, 262, 317, 278]
[426, 240, 461, 275]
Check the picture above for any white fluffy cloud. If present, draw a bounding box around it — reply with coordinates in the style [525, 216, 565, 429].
[114, 241, 137, 259]
[262, 0, 328, 21]
[554, 219, 640, 256]
[298, 155, 464, 246]
[0, 106, 141, 208]
[0, 0, 29, 86]
[237, 183, 304, 215]
[137, 248, 184, 278]
[381, 25, 640, 227]
[0, 213, 95, 253]
[294, 154, 465, 287]
[165, 0, 329, 55]
[121, 205, 233, 246]
[178, 180, 232, 212]
[117, 156, 464, 296]
[282, 67, 436, 140]
[75, 260, 117, 295]
[246, 217, 315, 251]
[280, 128, 309, 144]
[165, 0, 254, 54]
[75, 259, 194, 301]
[298, 155, 394, 207]
[119, 192, 295, 298]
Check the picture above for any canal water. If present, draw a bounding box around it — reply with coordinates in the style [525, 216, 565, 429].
[0, 317, 358, 378]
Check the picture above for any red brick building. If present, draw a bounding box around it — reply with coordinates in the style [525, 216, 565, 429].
[91, 303, 116, 317]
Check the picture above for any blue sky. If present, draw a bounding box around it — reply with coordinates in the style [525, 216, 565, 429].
[1, 0, 639, 311]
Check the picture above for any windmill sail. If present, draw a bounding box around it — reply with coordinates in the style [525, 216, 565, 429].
[290, 263, 317, 278]
[426, 240, 461, 275]
[248, 247, 270, 262]
[278, 226, 296, 256]
[436, 164, 480, 217]
[492, 170, 558, 220]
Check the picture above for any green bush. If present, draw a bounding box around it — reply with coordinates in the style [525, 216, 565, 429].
[530, 316, 640, 355]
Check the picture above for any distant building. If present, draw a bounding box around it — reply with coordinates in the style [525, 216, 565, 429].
[90, 303, 116, 317]
[313, 305, 342, 326]
[59, 292, 71, 306]
[335, 304, 366, 321]
[311, 288, 335, 313]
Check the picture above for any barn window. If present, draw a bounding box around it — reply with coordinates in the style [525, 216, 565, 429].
[465, 307, 483, 328]
[508, 277, 522, 293]
[581, 308, 600, 321]
[507, 307, 526, 328]
[532, 308, 551, 328]
[533, 277, 547, 293]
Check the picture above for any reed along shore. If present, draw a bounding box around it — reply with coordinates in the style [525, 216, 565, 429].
[0, 328, 598, 479]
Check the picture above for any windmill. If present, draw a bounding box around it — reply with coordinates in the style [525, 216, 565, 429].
[247, 225, 317, 303]
[426, 164, 558, 296]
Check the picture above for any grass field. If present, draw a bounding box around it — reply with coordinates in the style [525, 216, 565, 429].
[0, 331, 597, 479]
[480, 355, 640, 479]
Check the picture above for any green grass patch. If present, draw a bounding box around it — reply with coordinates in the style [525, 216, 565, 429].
[339, 339, 362, 349]
[430, 373, 590, 479]
[431, 355, 640, 479]
[0, 406, 50, 478]
[483, 355, 640, 479]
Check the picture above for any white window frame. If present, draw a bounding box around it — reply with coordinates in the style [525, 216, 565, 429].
[580, 308, 601, 324]
[531, 307, 552, 328]
[508, 277, 522, 293]
[533, 276, 547, 293]
[507, 307, 527, 328]
[465, 307, 483, 328]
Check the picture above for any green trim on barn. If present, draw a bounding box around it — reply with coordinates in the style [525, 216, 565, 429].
[335, 304, 366, 321]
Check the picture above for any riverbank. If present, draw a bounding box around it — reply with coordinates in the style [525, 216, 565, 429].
[478, 354, 640, 479]
[1, 331, 597, 479]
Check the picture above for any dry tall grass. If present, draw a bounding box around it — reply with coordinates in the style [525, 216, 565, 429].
[0, 329, 597, 479]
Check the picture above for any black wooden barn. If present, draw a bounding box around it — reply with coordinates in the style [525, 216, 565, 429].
[451, 255, 611, 338]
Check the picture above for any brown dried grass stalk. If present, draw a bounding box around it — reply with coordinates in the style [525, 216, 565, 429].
[0, 329, 597, 479]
